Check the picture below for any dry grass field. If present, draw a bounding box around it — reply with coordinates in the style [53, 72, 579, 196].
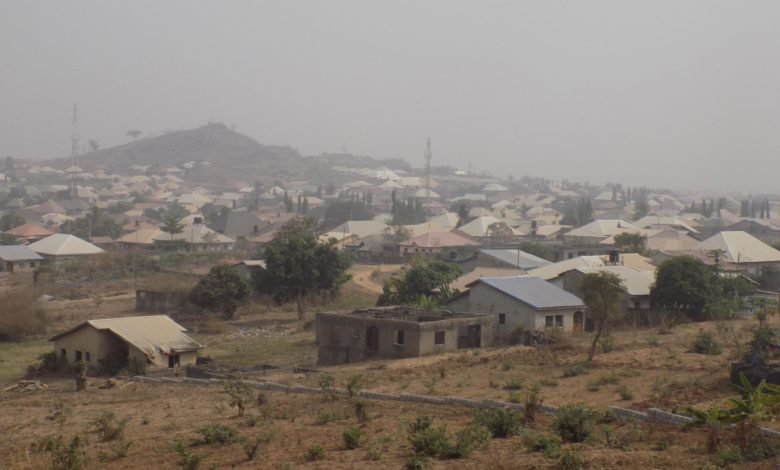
[2, 264, 780, 468]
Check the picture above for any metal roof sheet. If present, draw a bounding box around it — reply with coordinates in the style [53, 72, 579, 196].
[479, 276, 585, 310]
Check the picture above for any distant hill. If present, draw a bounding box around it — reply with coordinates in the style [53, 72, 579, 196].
[74, 123, 301, 172]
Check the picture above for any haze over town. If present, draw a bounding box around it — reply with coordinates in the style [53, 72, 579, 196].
[2, 1, 780, 192]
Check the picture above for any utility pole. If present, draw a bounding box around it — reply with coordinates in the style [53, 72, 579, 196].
[424, 137, 432, 215]
[70, 104, 80, 198]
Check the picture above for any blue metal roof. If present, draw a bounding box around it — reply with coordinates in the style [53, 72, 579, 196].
[481, 249, 551, 269]
[480, 276, 585, 310]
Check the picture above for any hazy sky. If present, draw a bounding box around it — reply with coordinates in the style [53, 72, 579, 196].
[2, 1, 779, 192]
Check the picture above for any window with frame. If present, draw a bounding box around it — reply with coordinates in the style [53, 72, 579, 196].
[498, 313, 506, 325]
[434, 331, 445, 345]
[555, 315, 563, 328]
[85, 352, 91, 362]
[545, 315, 554, 328]
[395, 330, 405, 345]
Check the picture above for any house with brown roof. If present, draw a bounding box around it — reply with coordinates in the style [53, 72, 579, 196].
[398, 230, 481, 261]
[3, 223, 55, 244]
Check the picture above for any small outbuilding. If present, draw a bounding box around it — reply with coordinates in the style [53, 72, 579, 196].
[315, 307, 495, 366]
[49, 315, 202, 371]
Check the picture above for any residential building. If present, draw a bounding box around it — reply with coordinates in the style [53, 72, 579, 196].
[28, 233, 104, 263]
[315, 307, 495, 366]
[0, 245, 44, 273]
[49, 315, 203, 371]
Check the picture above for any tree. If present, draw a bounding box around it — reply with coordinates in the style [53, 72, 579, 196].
[382, 225, 412, 245]
[88, 140, 100, 152]
[651, 256, 719, 321]
[256, 217, 353, 320]
[188, 265, 250, 319]
[581, 271, 625, 361]
[613, 232, 648, 255]
[486, 221, 513, 239]
[60, 207, 121, 239]
[126, 130, 142, 140]
[376, 258, 461, 306]
[302, 197, 309, 214]
[322, 199, 371, 230]
[0, 212, 25, 231]
[633, 187, 650, 220]
[161, 214, 184, 240]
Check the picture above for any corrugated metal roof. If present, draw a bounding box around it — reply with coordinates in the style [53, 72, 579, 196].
[0, 245, 44, 261]
[695, 231, 780, 263]
[50, 315, 202, 359]
[573, 266, 654, 296]
[28, 234, 105, 256]
[479, 276, 585, 310]
[481, 249, 551, 270]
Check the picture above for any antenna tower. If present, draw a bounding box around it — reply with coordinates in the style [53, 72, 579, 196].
[424, 137, 432, 213]
[70, 103, 80, 197]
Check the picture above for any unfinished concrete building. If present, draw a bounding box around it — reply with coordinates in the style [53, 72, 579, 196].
[315, 307, 495, 366]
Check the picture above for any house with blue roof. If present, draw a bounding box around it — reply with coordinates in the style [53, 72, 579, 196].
[446, 276, 586, 337]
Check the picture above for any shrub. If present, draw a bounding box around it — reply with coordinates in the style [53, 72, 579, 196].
[504, 378, 523, 390]
[343, 426, 363, 449]
[222, 377, 254, 417]
[715, 446, 742, 466]
[97, 440, 132, 462]
[693, 331, 722, 355]
[524, 384, 543, 424]
[44, 435, 87, 470]
[346, 374, 363, 396]
[366, 445, 381, 460]
[648, 335, 659, 347]
[97, 350, 128, 376]
[593, 373, 620, 386]
[88, 412, 130, 442]
[654, 435, 672, 451]
[524, 432, 561, 458]
[617, 385, 634, 401]
[243, 438, 262, 461]
[558, 449, 585, 470]
[444, 423, 491, 459]
[354, 398, 370, 423]
[319, 373, 335, 396]
[174, 441, 203, 470]
[600, 336, 616, 353]
[195, 424, 241, 445]
[404, 453, 431, 470]
[408, 417, 450, 457]
[562, 363, 589, 378]
[604, 426, 645, 450]
[508, 390, 522, 404]
[540, 378, 559, 388]
[29, 351, 69, 376]
[315, 409, 344, 425]
[553, 404, 596, 443]
[473, 408, 523, 438]
[305, 445, 325, 461]
[0, 289, 48, 341]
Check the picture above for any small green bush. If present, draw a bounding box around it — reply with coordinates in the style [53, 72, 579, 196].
[306, 445, 325, 461]
[404, 453, 431, 470]
[553, 404, 596, 443]
[562, 363, 589, 378]
[98, 440, 132, 462]
[354, 398, 370, 423]
[88, 412, 130, 442]
[473, 408, 523, 438]
[600, 336, 616, 353]
[540, 378, 559, 387]
[366, 445, 381, 460]
[44, 435, 87, 470]
[654, 435, 672, 451]
[693, 331, 722, 355]
[408, 417, 450, 457]
[343, 427, 363, 450]
[524, 432, 561, 458]
[315, 409, 344, 425]
[444, 424, 491, 459]
[243, 438, 262, 461]
[195, 424, 241, 445]
[319, 373, 335, 391]
[715, 446, 742, 466]
[617, 385, 634, 401]
[504, 378, 523, 390]
[558, 449, 585, 470]
[346, 374, 363, 396]
[174, 441, 203, 470]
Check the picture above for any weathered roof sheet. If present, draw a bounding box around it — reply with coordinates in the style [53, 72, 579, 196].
[28, 234, 105, 256]
[0, 245, 44, 261]
[573, 266, 654, 296]
[695, 231, 780, 263]
[50, 315, 202, 359]
[480, 249, 551, 270]
[478, 276, 585, 310]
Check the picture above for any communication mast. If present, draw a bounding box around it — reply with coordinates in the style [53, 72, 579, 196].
[424, 137, 432, 213]
[70, 104, 80, 197]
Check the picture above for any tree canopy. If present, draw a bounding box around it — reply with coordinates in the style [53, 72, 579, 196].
[188, 264, 250, 319]
[0, 212, 25, 231]
[651, 256, 723, 321]
[254, 216, 353, 319]
[376, 258, 461, 307]
[581, 271, 625, 360]
[60, 208, 121, 239]
[613, 232, 648, 255]
[160, 214, 185, 239]
[322, 199, 372, 230]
